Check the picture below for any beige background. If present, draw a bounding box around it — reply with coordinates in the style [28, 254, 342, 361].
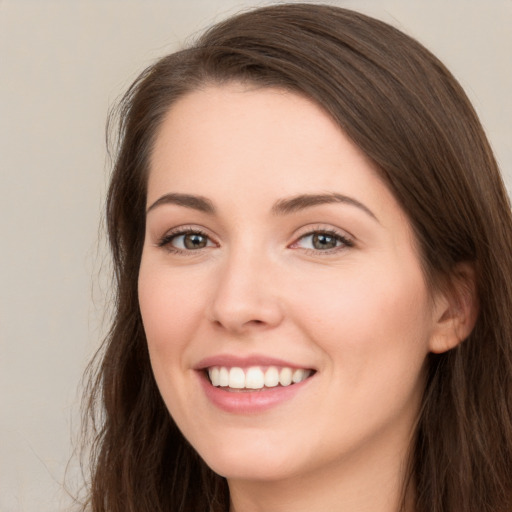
[1, 1, 510, 511]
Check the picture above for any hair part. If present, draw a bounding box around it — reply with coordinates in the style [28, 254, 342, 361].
[82, 4, 512, 511]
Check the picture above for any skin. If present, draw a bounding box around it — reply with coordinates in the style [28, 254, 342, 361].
[138, 83, 466, 512]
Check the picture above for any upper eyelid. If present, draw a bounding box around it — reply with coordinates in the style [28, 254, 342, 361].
[162, 225, 213, 237]
[292, 224, 354, 241]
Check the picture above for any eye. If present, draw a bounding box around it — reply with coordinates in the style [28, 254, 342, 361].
[158, 228, 216, 252]
[293, 229, 353, 252]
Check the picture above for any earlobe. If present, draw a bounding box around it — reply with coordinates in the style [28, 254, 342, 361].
[428, 263, 479, 354]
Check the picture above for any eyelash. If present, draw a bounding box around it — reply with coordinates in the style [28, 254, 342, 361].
[157, 226, 354, 255]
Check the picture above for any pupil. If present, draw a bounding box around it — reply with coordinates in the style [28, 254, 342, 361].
[184, 234, 206, 249]
[313, 233, 337, 250]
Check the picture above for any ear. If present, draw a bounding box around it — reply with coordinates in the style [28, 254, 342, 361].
[428, 262, 479, 354]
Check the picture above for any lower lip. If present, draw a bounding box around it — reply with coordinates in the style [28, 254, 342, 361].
[198, 371, 313, 414]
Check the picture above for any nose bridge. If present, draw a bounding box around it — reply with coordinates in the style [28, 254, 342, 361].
[208, 240, 283, 332]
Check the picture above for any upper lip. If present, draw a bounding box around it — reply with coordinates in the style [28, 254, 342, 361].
[194, 354, 315, 371]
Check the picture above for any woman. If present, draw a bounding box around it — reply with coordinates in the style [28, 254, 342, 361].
[82, 4, 512, 511]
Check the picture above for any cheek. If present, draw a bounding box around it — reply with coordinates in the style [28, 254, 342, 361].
[138, 261, 207, 361]
[296, 267, 431, 434]
[138, 260, 212, 425]
[290, 260, 432, 374]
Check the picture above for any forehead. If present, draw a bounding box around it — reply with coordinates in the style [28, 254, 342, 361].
[150, 84, 341, 166]
[151, 85, 372, 186]
[148, 84, 407, 227]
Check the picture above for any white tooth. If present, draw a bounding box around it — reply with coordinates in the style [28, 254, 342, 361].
[229, 367, 245, 389]
[209, 367, 220, 386]
[264, 366, 279, 387]
[292, 368, 305, 383]
[219, 367, 229, 387]
[279, 367, 293, 386]
[246, 367, 265, 389]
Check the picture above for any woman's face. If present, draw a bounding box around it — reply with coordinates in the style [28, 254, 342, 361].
[139, 84, 443, 484]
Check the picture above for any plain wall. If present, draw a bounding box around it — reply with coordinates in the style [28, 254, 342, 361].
[1, 1, 510, 511]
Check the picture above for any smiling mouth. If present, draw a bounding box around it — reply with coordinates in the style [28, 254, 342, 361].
[206, 366, 314, 391]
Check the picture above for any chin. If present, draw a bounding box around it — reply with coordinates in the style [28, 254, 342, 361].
[197, 442, 305, 482]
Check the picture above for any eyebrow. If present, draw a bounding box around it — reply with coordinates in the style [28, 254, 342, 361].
[146, 193, 216, 215]
[271, 193, 379, 222]
[146, 191, 378, 222]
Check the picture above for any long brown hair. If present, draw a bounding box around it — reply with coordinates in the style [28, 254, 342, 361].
[82, 4, 512, 511]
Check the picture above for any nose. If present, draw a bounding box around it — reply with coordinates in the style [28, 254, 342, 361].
[207, 248, 284, 334]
